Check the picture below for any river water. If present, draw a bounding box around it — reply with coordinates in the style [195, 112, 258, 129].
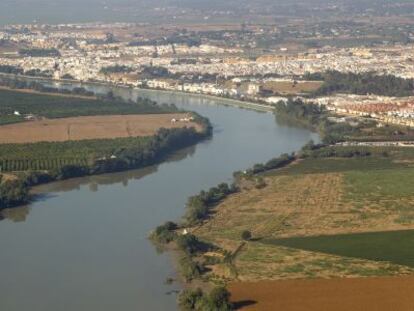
[0, 86, 318, 311]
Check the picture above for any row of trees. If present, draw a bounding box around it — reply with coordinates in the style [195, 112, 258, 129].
[0, 158, 89, 172]
[301, 144, 373, 159]
[184, 183, 238, 226]
[243, 153, 295, 176]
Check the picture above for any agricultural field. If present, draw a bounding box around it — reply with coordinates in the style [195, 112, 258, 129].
[229, 276, 414, 311]
[192, 149, 414, 283]
[0, 88, 177, 124]
[264, 229, 414, 268]
[0, 114, 200, 144]
[0, 88, 207, 173]
[0, 136, 149, 172]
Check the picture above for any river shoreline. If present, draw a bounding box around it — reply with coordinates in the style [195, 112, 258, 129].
[0, 72, 274, 113]
[0, 81, 318, 311]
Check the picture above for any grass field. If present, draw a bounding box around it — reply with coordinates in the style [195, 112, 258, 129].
[263, 229, 414, 268]
[270, 157, 411, 175]
[0, 114, 199, 144]
[191, 149, 414, 282]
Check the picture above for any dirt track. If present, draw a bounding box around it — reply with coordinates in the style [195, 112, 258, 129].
[229, 276, 414, 311]
[0, 114, 200, 144]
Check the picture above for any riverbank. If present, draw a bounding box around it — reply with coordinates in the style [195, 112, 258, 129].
[0, 72, 274, 113]
[0, 84, 317, 311]
[134, 87, 274, 113]
[154, 98, 414, 310]
[0, 87, 213, 210]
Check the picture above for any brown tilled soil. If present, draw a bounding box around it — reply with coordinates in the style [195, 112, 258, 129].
[0, 114, 200, 144]
[229, 277, 414, 311]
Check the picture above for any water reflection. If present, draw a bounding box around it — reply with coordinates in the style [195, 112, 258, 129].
[1, 145, 196, 223]
[1, 205, 30, 223]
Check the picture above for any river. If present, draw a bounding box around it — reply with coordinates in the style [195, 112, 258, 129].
[0, 86, 318, 311]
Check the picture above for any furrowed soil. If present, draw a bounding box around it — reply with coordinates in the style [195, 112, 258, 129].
[229, 276, 414, 311]
[0, 114, 200, 143]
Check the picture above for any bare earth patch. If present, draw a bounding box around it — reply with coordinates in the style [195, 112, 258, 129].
[229, 276, 414, 311]
[0, 113, 201, 144]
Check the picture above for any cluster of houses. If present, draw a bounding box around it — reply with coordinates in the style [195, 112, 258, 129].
[11, 111, 36, 121]
[171, 116, 195, 123]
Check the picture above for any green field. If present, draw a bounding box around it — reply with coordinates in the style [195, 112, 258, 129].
[262, 229, 414, 268]
[0, 136, 150, 171]
[0, 89, 209, 173]
[268, 146, 414, 176]
[344, 168, 414, 201]
[0, 89, 177, 124]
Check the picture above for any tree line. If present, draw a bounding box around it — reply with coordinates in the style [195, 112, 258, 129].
[305, 70, 414, 97]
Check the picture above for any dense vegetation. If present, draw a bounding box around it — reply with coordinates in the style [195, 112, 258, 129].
[178, 287, 233, 311]
[274, 98, 347, 143]
[244, 153, 295, 176]
[274, 98, 327, 130]
[306, 71, 414, 97]
[0, 177, 29, 209]
[184, 183, 238, 226]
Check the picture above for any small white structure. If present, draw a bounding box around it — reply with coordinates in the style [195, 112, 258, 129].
[14, 111, 21, 116]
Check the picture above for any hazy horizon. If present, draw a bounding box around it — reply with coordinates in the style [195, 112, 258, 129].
[1, 0, 413, 26]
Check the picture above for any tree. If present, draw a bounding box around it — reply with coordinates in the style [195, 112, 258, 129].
[207, 287, 233, 311]
[178, 288, 204, 310]
[241, 230, 252, 241]
[0, 179, 29, 209]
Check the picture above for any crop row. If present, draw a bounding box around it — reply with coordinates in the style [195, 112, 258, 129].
[0, 158, 89, 172]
